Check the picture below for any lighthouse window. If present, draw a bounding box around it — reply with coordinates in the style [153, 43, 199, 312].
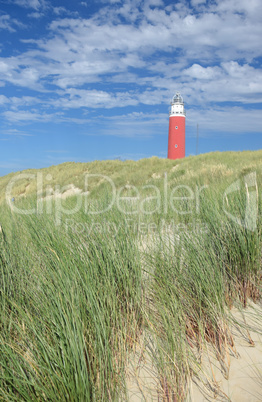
[175, 144, 178, 148]
[175, 126, 178, 129]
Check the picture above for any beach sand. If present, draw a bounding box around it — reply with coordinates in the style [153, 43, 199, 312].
[126, 302, 262, 401]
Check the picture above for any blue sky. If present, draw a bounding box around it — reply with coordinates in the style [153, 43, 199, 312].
[0, 0, 261, 176]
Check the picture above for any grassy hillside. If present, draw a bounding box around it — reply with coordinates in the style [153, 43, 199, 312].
[1, 150, 261, 202]
[0, 151, 262, 401]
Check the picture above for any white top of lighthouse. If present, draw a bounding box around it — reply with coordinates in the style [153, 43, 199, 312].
[169, 92, 186, 117]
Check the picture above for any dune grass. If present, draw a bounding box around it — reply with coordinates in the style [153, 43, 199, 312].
[145, 187, 261, 399]
[0, 207, 143, 401]
[0, 150, 261, 400]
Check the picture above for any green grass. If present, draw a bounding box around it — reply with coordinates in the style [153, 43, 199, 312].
[0, 150, 262, 400]
[0, 208, 143, 401]
[1, 150, 261, 202]
[146, 188, 261, 398]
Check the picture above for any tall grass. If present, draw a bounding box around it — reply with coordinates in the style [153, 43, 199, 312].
[0, 205, 143, 401]
[144, 182, 261, 399]
[0, 151, 261, 400]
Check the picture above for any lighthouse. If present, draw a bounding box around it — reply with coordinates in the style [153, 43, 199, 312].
[167, 92, 186, 159]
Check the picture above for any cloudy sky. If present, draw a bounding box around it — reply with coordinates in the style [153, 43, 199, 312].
[0, 0, 261, 175]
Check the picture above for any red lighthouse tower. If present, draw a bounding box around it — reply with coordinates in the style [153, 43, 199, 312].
[167, 92, 186, 159]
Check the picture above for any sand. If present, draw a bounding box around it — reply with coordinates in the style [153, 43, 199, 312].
[126, 233, 262, 401]
[39, 184, 89, 200]
[126, 302, 262, 402]
[189, 302, 262, 402]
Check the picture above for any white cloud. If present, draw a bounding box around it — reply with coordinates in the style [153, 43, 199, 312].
[214, 0, 262, 19]
[28, 12, 44, 18]
[99, 0, 122, 4]
[0, 95, 10, 105]
[0, 0, 262, 137]
[180, 62, 262, 104]
[53, 6, 67, 15]
[183, 64, 222, 80]
[12, 0, 48, 10]
[3, 110, 57, 122]
[2, 108, 91, 125]
[91, 111, 168, 137]
[1, 3, 262, 92]
[45, 5, 262, 67]
[10, 96, 42, 107]
[145, 0, 164, 6]
[187, 107, 262, 134]
[191, 0, 206, 6]
[0, 60, 11, 73]
[52, 7, 78, 17]
[0, 57, 44, 90]
[0, 15, 14, 31]
[0, 14, 23, 31]
[52, 89, 139, 109]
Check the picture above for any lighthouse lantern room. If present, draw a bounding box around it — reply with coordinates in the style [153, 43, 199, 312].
[167, 92, 186, 160]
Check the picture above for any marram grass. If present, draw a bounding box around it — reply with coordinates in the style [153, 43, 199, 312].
[0, 209, 143, 401]
[0, 151, 261, 400]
